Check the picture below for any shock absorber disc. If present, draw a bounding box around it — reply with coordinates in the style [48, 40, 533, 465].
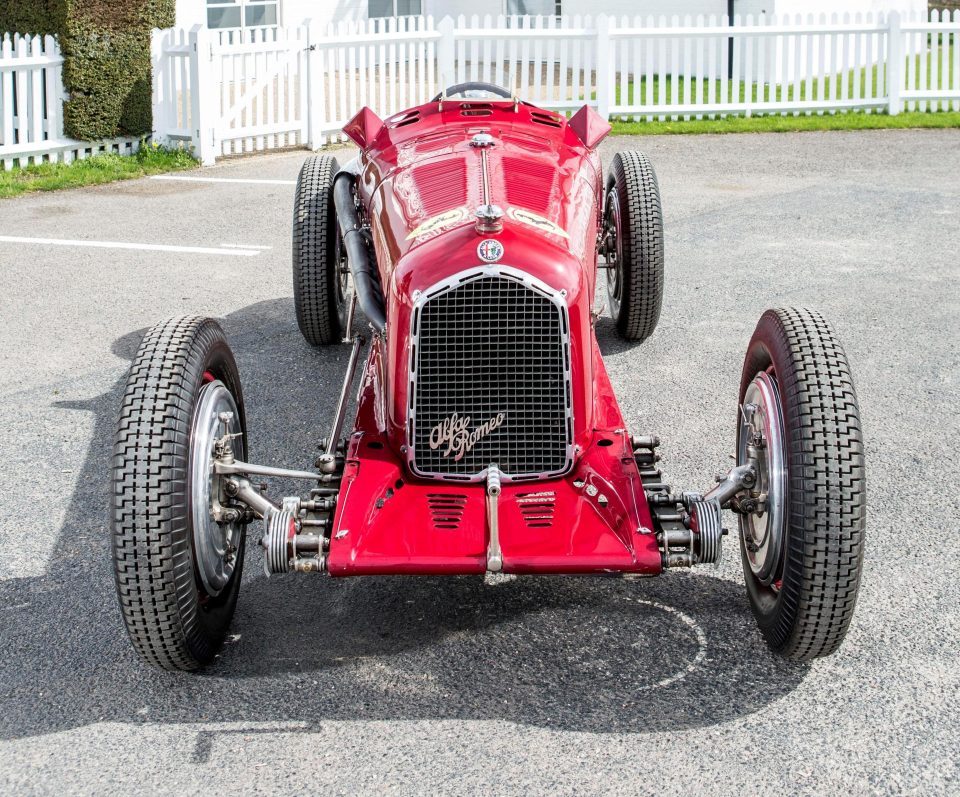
[261, 509, 297, 575]
[689, 499, 723, 564]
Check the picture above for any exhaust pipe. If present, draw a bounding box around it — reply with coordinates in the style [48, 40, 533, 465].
[333, 170, 386, 332]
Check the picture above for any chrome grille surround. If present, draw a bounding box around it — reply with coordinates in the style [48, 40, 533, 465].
[407, 265, 574, 482]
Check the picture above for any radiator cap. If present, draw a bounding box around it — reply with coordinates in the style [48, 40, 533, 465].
[475, 203, 504, 234]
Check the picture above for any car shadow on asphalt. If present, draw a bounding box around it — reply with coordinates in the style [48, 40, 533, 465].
[0, 298, 807, 743]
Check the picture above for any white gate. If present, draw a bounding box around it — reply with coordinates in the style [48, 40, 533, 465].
[213, 27, 309, 156]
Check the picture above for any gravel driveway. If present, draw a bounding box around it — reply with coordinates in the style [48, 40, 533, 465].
[0, 129, 957, 795]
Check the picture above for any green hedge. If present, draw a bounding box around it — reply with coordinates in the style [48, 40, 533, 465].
[0, 1, 175, 140]
[0, 1, 65, 36]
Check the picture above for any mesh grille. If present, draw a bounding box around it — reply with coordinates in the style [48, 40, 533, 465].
[410, 273, 571, 480]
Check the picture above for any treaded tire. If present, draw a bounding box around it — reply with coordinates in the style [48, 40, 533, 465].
[293, 155, 347, 346]
[740, 308, 866, 661]
[605, 151, 664, 342]
[112, 316, 247, 672]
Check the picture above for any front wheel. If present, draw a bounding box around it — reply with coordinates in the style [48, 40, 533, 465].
[604, 151, 664, 342]
[112, 316, 247, 671]
[293, 155, 349, 346]
[738, 308, 866, 661]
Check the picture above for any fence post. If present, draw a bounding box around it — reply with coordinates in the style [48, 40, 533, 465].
[188, 25, 218, 165]
[887, 11, 902, 116]
[596, 15, 614, 118]
[305, 19, 325, 149]
[150, 29, 168, 147]
[437, 16, 455, 93]
[45, 34, 65, 143]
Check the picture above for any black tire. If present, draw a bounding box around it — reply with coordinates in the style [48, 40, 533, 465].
[739, 308, 866, 661]
[604, 151, 664, 342]
[112, 316, 247, 671]
[293, 155, 348, 346]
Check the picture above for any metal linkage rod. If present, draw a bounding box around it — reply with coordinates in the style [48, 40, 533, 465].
[216, 460, 321, 481]
[318, 335, 365, 474]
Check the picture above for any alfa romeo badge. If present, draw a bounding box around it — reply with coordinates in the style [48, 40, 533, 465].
[477, 239, 504, 263]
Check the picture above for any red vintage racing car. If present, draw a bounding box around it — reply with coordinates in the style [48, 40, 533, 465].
[112, 84, 865, 671]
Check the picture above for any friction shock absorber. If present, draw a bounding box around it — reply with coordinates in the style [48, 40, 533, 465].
[634, 435, 725, 568]
[261, 504, 327, 575]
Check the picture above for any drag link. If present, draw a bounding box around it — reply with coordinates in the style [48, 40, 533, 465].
[215, 459, 320, 481]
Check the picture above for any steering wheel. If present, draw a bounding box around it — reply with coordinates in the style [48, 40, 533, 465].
[432, 82, 513, 102]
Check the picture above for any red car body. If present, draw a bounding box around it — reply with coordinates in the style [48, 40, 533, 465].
[325, 99, 662, 577]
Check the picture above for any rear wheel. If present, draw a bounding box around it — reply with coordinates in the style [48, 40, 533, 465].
[293, 155, 349, 346]
[112, 316, 247, 671]
[738, 308, 866, 660]
[604, 151, 664, 342]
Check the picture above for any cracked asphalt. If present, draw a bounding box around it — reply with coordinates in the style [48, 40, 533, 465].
[0, 129, 957, 795]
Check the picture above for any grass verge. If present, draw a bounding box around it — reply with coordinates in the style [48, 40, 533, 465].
[0, 143, 198, 199]
[610, 110, 960, 135]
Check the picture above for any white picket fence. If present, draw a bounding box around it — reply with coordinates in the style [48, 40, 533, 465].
[153, 9, 960, 165]
[4, 11, 959, 170]
[0, 32, 141, 170]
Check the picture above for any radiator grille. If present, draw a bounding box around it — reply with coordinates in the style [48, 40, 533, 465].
[410, 271, 572, 480]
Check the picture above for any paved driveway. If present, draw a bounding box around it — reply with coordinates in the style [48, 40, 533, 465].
[0, 129, 957, 795]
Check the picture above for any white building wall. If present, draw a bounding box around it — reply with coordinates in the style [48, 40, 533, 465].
[175, 0, 930, 30]
[423, 1, 488, 20]
[559, 0, 726, 20]
[175, 0, 363, 30]
[282, 0, 367, 27]
[771, 0, 926, 19]
[175, 0, 204, 28]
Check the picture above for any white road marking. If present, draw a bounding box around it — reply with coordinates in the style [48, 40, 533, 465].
[632, 599, 708, 691]
[151, 175, 296, 186]
[0, 235, 261, 257]
[220, 243, 273, 249]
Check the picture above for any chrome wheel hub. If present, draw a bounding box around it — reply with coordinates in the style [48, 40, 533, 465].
[335, 230, 349, 303]
[738, 371, 787, 584]
[190, 380, 242, 597]
[605, 188, 623, 304]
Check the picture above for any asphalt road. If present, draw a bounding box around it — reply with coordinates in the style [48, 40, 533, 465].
[1, 129, 958, 796]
